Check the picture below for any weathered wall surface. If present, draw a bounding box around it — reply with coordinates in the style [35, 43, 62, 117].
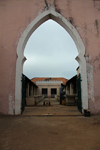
[0, 0, 100, 114]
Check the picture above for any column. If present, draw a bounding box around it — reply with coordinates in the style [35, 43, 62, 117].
[31, 85, 33, 96]
[57, 87, 60, 95]
[48, 87, 51, 97]
[26, 82, 29, 97]
[70, 82, 73, 95]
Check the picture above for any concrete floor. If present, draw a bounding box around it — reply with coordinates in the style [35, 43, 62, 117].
[0, 99, 100, 150]
[23, 98, 82, 116]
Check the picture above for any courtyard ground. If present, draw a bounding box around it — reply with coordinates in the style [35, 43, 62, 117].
[0, 99, 100, 150]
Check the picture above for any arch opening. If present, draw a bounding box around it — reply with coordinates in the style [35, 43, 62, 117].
[23, 19, 78, 79]
[15, 9, 88, 114]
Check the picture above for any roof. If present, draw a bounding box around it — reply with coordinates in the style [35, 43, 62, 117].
[31, 77, 68, 84]
[23, 74, 37, 87]
[66, 75, 77, 85]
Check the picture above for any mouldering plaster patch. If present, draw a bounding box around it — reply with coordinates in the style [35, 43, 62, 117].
[68, 17, 76, 28]
[54, 0, 61, 13]
[88, 99, 95, 114]
[84, 38, 89, 51]
[94, 0, 100, 10]
[44, 0, 49, 10]
[44, 0, 61, 13]
[69, 17, 74, 24]
[87, 62, 94, 102]
[18, 26, 26, 38]
[25, 17, 32, 26]
[94, 98, 100, 113]
[95, 19, 99, 36]
[9, 93, 15, 114]
[44, 0, 55, 11]
[91, 53, 100, 73]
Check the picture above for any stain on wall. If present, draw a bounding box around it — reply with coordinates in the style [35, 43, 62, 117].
[54, 0, 61, 13]
[94, 0, 100, 11]
[95, 19, 99, 36]
[91, 53, 100, 72]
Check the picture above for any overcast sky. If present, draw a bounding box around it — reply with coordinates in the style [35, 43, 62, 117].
[23, 19, 79, 80]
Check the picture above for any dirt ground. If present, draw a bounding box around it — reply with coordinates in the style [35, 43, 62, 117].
[0, 100, 100, 150]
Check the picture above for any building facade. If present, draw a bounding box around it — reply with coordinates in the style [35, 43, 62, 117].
[31, 77, 68, 98]
[0, 0, 100, 114]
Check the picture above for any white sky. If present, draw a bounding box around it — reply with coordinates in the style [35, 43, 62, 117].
[23, 19, 79, 80]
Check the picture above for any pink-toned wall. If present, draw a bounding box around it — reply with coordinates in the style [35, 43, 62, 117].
[0, 0, 100, 114]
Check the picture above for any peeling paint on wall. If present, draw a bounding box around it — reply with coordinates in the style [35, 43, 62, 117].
[9, 92, 15, 114]
[18, 26, 26, 38]
[87, 62, 95, 113]
[25, 17, 32, 26]
[83, 38, 89, 54]
[87, 63, 94, 101]
[91, 53, 100, 73]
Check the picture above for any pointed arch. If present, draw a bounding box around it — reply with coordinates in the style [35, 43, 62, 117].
[15, 9, 88, 114]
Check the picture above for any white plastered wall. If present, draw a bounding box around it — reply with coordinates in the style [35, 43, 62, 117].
[15, 9, 88, 114]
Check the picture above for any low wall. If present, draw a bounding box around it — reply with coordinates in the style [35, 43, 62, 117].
[56, 94, 77, 106]
[26, 95, 44, 106]
[55, 95, 60, 100]
[65, 95, 77, 106]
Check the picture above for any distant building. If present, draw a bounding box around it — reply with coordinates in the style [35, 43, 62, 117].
[65, 75, 77, 106]
[31, 77, 68, 98]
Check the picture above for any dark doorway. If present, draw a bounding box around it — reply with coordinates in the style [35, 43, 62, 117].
[51, 88, 57, 98]
[42, 88, 48, 98]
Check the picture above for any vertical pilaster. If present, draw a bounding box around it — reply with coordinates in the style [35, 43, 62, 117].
[57, 87, 59, 95]
[48, 87, 51, 97]
[70, 83, 73, 95]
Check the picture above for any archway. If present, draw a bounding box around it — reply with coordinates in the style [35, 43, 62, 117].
[15, 9, 88, 114]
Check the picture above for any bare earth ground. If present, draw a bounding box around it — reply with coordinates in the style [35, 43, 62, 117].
[0, 99, 100, 150]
